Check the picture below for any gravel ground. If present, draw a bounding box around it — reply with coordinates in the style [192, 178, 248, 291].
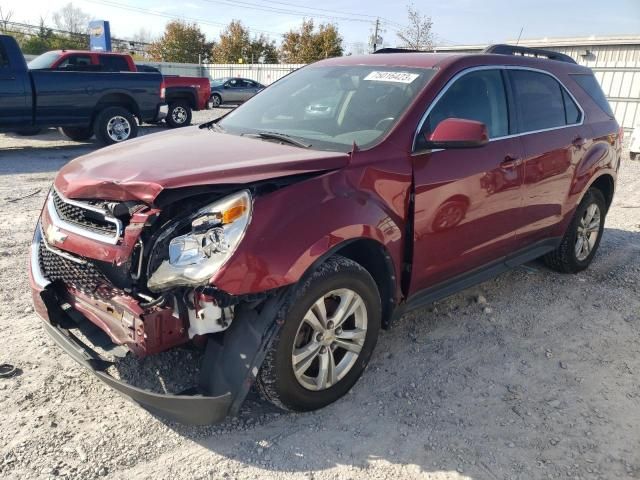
[0, 112, 639, 480]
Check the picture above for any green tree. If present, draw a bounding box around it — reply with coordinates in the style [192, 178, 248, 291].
[148, 20, 208, 63]
[20, 19, 87, 54]
[211, 20, 249, 63]
[280, 19, 342, 63]
[211, 21, 277, 64]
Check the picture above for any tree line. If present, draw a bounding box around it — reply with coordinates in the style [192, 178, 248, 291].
[148, 19, 342, 64]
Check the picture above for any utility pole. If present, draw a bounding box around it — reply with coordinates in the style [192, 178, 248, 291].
[373, 18, 380, 52]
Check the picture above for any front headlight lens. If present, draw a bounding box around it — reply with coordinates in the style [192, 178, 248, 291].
[147, 190, 252, 291]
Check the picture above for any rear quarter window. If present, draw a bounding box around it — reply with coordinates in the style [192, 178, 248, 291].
[99, 55, 130, 72]
[570, 73, 614, 117]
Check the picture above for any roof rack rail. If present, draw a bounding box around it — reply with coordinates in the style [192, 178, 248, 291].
[373, 47, 423, 54]
[483, 44, 576, 64]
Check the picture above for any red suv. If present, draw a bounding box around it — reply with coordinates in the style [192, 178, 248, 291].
[30, 45, 621, 424]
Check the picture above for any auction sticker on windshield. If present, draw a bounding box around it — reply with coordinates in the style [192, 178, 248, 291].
[364, 71, 420, 83]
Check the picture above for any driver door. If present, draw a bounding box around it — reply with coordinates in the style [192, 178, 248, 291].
[410, 68, 525, 294]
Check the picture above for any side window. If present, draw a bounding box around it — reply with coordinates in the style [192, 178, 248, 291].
[98, 55, 129, 72]
[570, 73, 614, 117]
[562, 89, 581, 124]
[419, 69, 509, 146]
[509, 70, 567, 132]
[57, 55, 92, 70]
[244, 80, 256, 88]
[227, 79, 240, 88]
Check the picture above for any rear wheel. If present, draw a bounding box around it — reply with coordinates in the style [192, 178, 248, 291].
[544, 188, 606, 273]
[94, 106, 138, 145]
[166, 101, 192, 128]
[59, 126, 93, 141]
[256, 256, 381, 412]
[630, 152, 638, 161]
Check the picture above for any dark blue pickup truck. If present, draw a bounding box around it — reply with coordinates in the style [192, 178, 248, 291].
[0, 35, 167, 144]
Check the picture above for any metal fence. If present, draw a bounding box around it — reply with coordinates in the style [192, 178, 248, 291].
[138, 62, 305, 85]
[549, 44, 640, 132]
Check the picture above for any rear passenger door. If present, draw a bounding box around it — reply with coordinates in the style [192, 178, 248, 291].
[506, 69, 586, 249]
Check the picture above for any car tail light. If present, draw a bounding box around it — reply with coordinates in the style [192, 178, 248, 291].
[160, 81, 166, 100]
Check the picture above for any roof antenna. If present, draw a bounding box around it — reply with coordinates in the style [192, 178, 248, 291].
[515, 26, 524, 46]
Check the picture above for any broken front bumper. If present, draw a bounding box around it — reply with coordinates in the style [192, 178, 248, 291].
[40, 314, 233, 424]
[30, 224, 290, 425]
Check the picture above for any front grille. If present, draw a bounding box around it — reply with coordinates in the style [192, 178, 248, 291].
[52, 190, 118, 236]
[39, 242, 122, 301]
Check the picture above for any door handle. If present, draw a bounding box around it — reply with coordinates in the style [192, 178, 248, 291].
[500, 155, 522, 169]
[572, 136, 586, 148]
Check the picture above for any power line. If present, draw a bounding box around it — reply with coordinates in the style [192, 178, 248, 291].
[83, 0, 285, 37]
[195, 0, 373, 24]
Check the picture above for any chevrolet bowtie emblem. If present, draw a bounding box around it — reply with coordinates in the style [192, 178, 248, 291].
[45, 224, 67, 245]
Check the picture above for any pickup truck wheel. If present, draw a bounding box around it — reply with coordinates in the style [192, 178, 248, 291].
[59, 127, 93, 141]
[544, 188, 606, 273]
[94, 107, 138, 145]
[256, 256, 381, 412]
[166, 101, 192, 128]
[211, 94, 222, 108]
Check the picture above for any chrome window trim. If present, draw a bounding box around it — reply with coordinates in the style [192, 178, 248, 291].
[31, 223, 50, 288]
[49, 188, 122, 245]
[412, 65, 585, 152]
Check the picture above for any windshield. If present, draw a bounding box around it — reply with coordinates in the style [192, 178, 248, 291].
[219, 65, 436, 151]
[28, 51, 62, 70]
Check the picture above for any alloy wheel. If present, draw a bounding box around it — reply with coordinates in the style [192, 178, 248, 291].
[575, 203, 601, 261]
[106, 116, 131, 142]
[291, 288, 367, 391]
[171, 106, 188, 124]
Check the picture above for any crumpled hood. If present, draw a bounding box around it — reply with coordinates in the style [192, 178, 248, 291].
[55, 127, 350, 203]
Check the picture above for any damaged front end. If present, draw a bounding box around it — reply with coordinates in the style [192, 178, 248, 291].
[30, 185, 293, 424]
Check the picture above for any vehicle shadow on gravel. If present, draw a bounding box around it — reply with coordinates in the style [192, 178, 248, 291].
[140, 227, 639, 478]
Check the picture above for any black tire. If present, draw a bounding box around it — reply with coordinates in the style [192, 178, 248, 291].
[544, 188, 607, 273]
[211, 94, 222, 108]
[59, 126, 93, 141]
[256, 256, 381, 412]
[166, 101, 192, 128]
[630, 152, 638, 161]
[93, 106, 138, 145]
[14, 127, 42, 136]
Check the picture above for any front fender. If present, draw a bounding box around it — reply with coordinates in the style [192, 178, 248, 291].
[210, 169, 409, 295]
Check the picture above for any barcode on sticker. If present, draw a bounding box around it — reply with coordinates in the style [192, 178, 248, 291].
[364, 71, 420, 84]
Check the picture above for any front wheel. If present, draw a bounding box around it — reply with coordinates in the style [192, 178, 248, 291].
[544, 188, 606, 273]
[166, 101, 192, 128]
[94, 106, 138, 145]
[257, 256, 381, 412]
[211, 94, 222, 108]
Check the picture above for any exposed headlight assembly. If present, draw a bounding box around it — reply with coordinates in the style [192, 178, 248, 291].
[147, 190, 252, 291]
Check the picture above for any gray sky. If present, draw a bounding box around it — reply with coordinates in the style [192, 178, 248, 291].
[2, 0, 639, 52]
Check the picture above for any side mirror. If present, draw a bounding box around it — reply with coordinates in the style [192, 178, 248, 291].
[425, 118, 489, 149]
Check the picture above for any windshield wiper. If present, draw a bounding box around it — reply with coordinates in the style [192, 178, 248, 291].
[245, 131, 311, 148]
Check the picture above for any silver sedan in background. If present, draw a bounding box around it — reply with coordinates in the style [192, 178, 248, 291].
[210, 77, 265, 107]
